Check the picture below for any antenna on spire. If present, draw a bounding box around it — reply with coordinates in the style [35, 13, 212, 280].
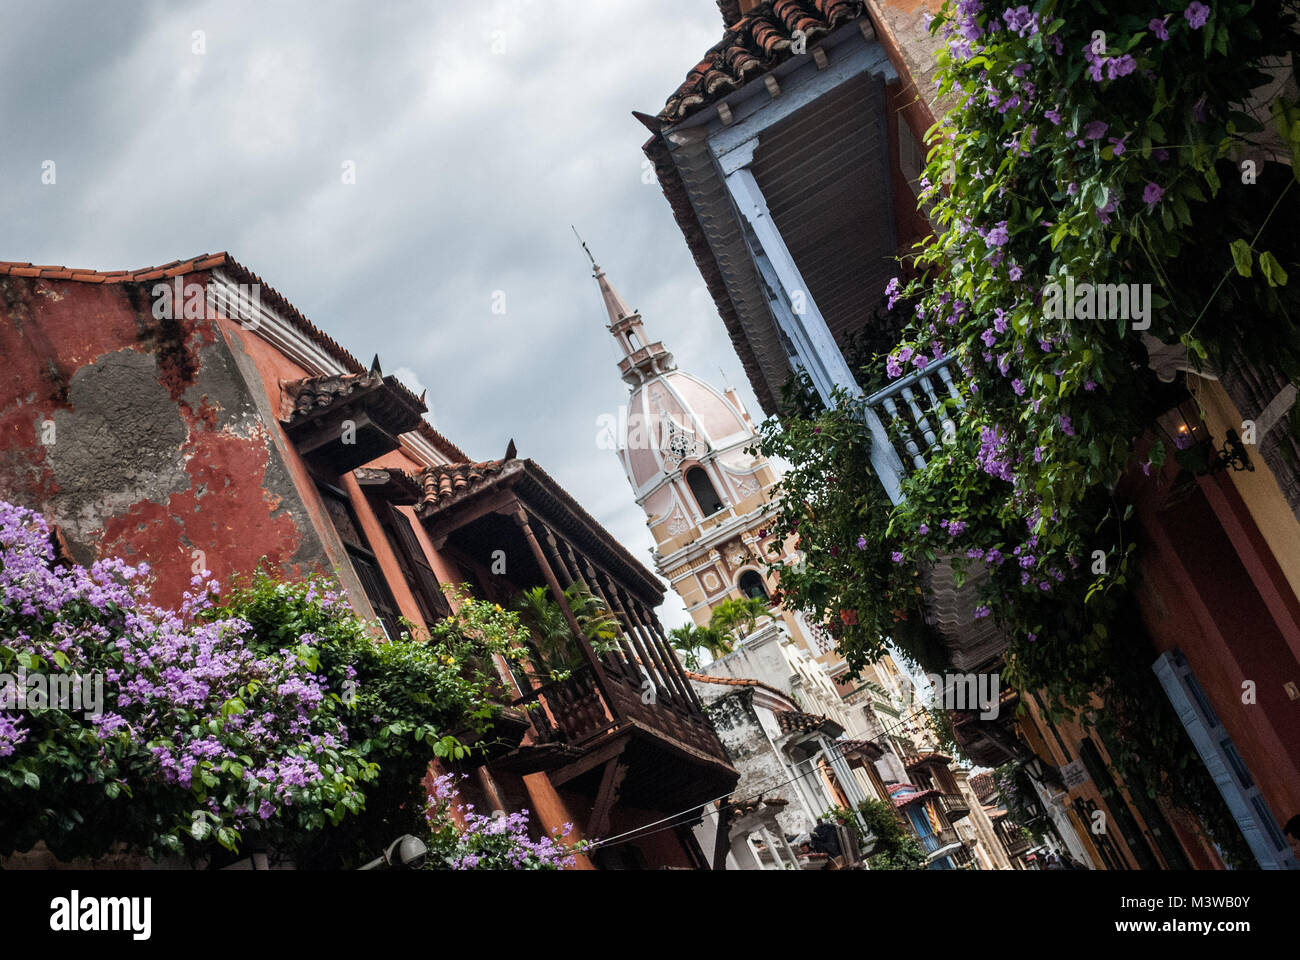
[571, 225, 598, 270]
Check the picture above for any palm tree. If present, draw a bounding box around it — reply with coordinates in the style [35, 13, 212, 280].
[513, 581, 621, 677]
[709, 595, 770, 640]
[667, 623, 733, 671]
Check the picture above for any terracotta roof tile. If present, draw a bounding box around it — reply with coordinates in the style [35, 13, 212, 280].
[683, 670, 795, 706]
[775, 708, 830, 735]
[659, 0, 865, 122]
[904, 751, 952, 769]
[417, 458, 510, 509]
[0, 253, 467, 463]
[969, 772, 997, 802]
[887, 784, 939, 808]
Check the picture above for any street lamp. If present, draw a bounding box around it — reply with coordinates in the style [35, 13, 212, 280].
[1156, 399, 1253, 474]
[359, 834, 429, 870]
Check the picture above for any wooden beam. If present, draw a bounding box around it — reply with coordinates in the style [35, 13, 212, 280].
[586, 758, 628, 839]
[549, 732, 630, 786]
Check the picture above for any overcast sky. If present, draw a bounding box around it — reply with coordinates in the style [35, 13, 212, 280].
[2, 0, 768, 629]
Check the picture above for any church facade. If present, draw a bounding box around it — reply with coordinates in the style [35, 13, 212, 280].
[589, 255, 836, 663]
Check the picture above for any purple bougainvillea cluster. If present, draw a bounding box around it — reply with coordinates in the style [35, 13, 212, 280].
[424, 773, 578, 870]
[0, 498, 371, 856]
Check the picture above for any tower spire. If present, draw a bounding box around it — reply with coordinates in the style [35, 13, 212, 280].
[576, 233, 675, 387]
[573, 225, 637, 327]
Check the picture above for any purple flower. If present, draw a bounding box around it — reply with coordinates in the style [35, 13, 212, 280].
[1143, 182, 1165, 208]
[1059, 415, 1075, 436]
[918, 523, 930, 536]
[981, 328, 998, 347]
[1149, 16, 1170, 41]
[943, 519, 967, 536]
[1108, 135, 1128, 156]
[1012, 378, 1026, 396]
[857, 535, 867, 550]
[886, 355, 903, 379]
[891, 551, 905, 564]
[1044, 108, 1063, 126]
[993, 309, 1009, 332]
[1185, 2, 1210, 30]
[1106, 56, 1137, 80]
[985, 220, 1010, 247]
[1033, 446, 1044, 463]
[885, 276, 903, 310]
[1008, 264, 1023, 281]
[974, 605, 991, 619]
[1082, 120, 1108, 141]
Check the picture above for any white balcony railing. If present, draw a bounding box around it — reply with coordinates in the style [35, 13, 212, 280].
[858, 356, 964, 505]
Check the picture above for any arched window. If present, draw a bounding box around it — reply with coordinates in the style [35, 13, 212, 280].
[686, 466, 724, 516]
[738, 570, 768, 601]
[627, 332, 642, 351]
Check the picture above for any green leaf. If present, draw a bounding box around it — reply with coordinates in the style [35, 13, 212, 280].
[1205, 165, 1221, 196]
[1259, 250, 1288, 287]
[23, 771, 40, 790]
[1229, 239, 1253, 277]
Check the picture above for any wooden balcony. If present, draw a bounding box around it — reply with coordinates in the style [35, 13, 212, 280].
[919, 826, 962, 857]
[416, 454, 739, 830]
[996, 818, 1032, 859]
[936, 791, 971, 821]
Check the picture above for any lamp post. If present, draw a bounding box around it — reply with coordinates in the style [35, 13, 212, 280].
[359, 834, 429, 871]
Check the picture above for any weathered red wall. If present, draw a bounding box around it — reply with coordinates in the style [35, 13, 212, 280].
[0, 274, 325, 607]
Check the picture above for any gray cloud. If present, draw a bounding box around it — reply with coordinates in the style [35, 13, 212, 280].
[2, 0, 767, 629]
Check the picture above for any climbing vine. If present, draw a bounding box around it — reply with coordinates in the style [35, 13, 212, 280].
[758, 0, 1297, 867]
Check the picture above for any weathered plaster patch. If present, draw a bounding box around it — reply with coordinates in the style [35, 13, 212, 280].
[46, 349, 189, 553]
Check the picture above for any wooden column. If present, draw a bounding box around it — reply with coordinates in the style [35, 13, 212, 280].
[591, 566, 669, 693]
[635, 598, 704, 712]
[550, 534, 634, 681]
[620, 585, 693, 708]
[511, 506, 614, 710]
[573, 552, 644, 683]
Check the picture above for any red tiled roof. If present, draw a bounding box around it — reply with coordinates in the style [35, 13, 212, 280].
[837, 738, 883, 760]
[890, 786, 939, 809]
[904, 751, 952, 770]
[0, 253, 466, 463]
[684, 671, 796, 707]
[969, 772, 997, 802]
[418, 458, 511, 508]
[775, 709, 830, 735]
[416, 455, 665, 603]
[660, 0, 865, 122]
[282, 369, 426, 425]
